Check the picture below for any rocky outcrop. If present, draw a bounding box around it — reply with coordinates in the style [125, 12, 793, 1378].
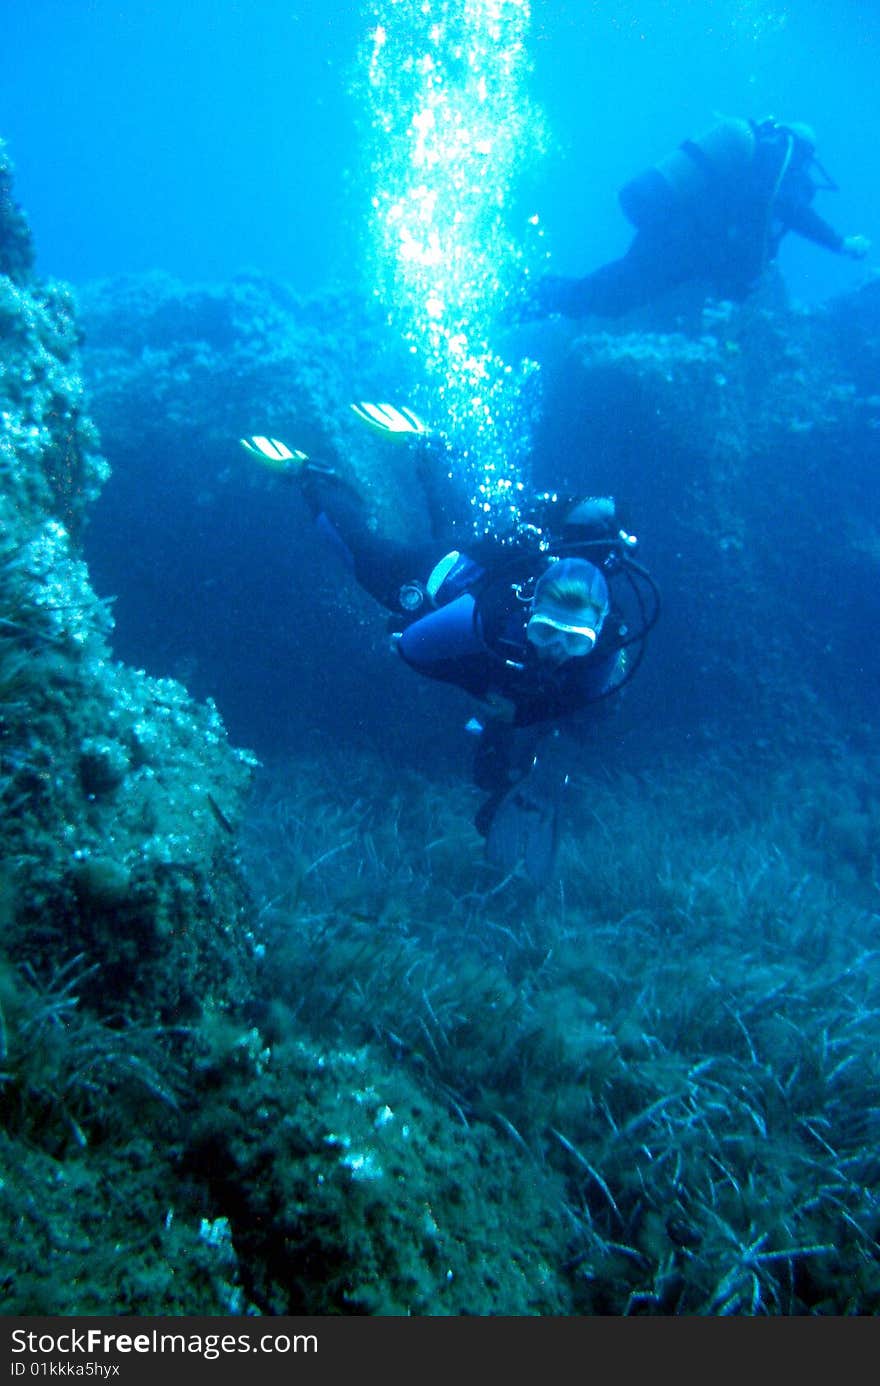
[0, 148, 259, 1026]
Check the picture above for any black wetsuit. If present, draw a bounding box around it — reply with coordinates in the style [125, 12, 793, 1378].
[302, 467, 627, 727]
[297, 452, 653, 844]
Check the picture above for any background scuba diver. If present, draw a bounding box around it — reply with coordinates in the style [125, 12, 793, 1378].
[523, 115, 871, 320]
[242, 405, 659, 886]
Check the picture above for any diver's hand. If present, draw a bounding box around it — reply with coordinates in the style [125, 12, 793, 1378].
[841, 234, 870, 260]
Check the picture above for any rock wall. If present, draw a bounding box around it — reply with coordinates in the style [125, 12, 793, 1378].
[0, 144, 259, 1025]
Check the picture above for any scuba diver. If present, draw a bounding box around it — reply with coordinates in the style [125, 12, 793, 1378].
[242, 404, 659, 887]
[521, 115, 871, 321]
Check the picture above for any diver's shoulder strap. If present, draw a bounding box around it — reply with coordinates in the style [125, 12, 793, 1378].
[679, 137, 716, 179]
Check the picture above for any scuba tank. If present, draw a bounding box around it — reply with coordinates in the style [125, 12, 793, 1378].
[618, 117, 757, 231]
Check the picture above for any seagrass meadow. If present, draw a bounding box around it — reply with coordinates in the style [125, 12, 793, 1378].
[2, 133, 880, 1315]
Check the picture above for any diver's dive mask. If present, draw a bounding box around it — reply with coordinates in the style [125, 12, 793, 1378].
[526, 558, 610, 660]
[527, 619, 597, 659]
[527, 608, 601, 659]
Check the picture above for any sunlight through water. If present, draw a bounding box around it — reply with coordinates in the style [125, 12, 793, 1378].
[359, 0, 546, 537]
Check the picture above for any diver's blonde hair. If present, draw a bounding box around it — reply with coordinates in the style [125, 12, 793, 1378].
[534, 562, 608, 617]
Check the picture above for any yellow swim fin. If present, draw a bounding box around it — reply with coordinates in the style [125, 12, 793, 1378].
[240, 435, 308, 475]
[350, 401, 428, 438]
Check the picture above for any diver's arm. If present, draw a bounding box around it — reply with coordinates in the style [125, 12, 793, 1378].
[778, 200, 846, 252]
[512, 678, 606, 729]
[513, 686, 591, 729]
[512, 644, 627, 728]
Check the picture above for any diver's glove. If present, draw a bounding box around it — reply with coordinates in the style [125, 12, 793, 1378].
[350, 401, 429, 438]
[841, 234, 871, 260]
[240, 435, 337, 479]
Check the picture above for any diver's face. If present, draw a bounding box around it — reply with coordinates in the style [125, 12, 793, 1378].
[526, 613, 598, 665]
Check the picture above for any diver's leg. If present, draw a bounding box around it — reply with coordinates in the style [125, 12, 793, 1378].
[525, 230, 692, 319]
[473, 719, 514, 791]
[473, 721, 542, 836]
[302, 470, 433, 614]
[413, 433, 475, 547]
[477, 727, 569, 884]
[517, 245, 647, 320]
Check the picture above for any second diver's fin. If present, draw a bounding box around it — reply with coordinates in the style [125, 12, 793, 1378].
[485, 743, 569, 888]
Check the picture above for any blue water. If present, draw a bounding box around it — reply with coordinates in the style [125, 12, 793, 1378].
[3, 0, 877, 305]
